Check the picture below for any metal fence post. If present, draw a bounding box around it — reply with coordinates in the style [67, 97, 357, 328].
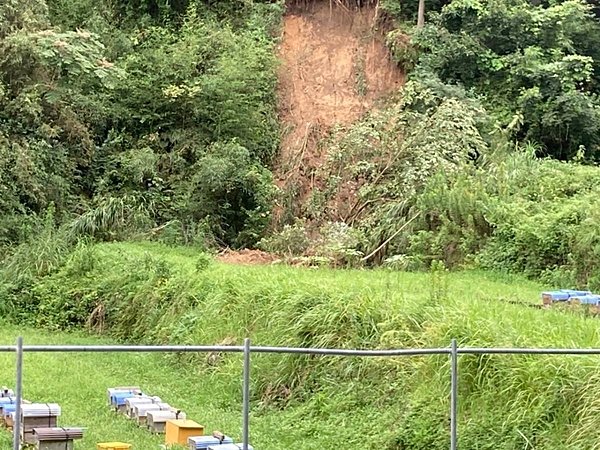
[242, 338, 251, 450]
[13, 336, 23, 450]
[450, 339, 458, 450]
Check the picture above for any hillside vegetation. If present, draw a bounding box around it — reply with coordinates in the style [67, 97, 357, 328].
[2, 0, 600, 288]
[3, 242, 600, 449]
[1, 0, 281, 250]
[3, 2, 600, 448]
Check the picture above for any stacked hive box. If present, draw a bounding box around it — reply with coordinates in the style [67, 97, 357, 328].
[105, 385, 255, 450]
[0, 397, 15, 426]
[133, 402, 172, 425]
[32, 427, 84, 450]
[110, 391, 145, 413]
[124, 396, 162, 419]
[20, 404, 61, 444]
[147, 410, 186, 433]
[188, 434, 234, 449]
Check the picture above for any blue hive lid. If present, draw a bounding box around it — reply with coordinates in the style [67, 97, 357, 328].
[575, 294, 600, 305]
[2, 404, 17, 414]
[188, 436, 234, 449]
[559, 289, 592, 296]
[111, 391, 144, 406]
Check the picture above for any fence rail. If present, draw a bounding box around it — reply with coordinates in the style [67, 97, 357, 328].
[5, 338, 600, 450]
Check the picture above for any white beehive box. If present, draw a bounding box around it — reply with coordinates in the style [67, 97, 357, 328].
[125, 396, 161, 418]
[133, 402, 172, 425]
[147, 410, 186, 433]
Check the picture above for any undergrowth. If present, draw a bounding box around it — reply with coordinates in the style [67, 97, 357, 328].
[2, 241, 600, 449]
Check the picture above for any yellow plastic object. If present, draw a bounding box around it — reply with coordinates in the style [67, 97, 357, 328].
[97, 443, 132, 450]
[165, 419, 204, 445]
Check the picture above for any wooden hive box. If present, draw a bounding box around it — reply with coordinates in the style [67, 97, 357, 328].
[107, 387, 141, 405]
[125, 396, 161, 418]
[33, 427, 84, 450]
[165, 419, 204, 446]
[0, 397, 15, 426]
[188, 434, 233, 450]
[147, 410, 186, 433]
[133, 402, 171, 426]
[1, 400, 30, 428]
[111, 391, 145, 413]
[21, 404, 61, 444]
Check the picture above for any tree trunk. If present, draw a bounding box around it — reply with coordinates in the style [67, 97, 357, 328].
[417, 0, 425, 28]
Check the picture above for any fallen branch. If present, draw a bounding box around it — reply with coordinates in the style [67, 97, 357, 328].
[361, 212, 421, 261]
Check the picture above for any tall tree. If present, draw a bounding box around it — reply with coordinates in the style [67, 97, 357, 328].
[417, 0, 425, 28]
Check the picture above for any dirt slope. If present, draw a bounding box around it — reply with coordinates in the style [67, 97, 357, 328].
[275, 0, 403, 221]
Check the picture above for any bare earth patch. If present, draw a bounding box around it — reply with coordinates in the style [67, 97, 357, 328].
[274, 1, 404, 220]
[216, 249, 280, 265]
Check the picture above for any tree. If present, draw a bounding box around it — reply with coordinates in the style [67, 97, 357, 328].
[417, 0, 426, 27]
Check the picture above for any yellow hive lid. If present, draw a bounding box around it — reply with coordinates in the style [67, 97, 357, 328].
[97, 443, 132, 449]
[166, 419, 203, 429]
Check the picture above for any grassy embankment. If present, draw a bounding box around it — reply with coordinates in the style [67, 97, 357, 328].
[2, 242, 600, 449]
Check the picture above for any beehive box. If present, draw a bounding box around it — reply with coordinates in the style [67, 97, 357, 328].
[541, 291, 570, 305]
[570, 294, 600, 305]
[147, 410, 186, 433]
[125, 396, 161, 418]
[34, 427, 84, 450]
[0, 397, 15, 424]
[165, 419, 204, 445]
[111, 391, 145, 413]
[21, 404, 61, 444]
[208, 445, 254, 450]
[106, 387, 141, 405]
[133, 402, 171, 425]
[97, 443, 132, 450]
[188, 435, 233, 450]
[5, 413, 13, 430]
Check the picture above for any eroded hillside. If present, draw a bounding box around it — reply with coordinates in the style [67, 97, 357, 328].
[275, 1, 403, 223]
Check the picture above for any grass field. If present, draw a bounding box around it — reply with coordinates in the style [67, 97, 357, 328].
[0, 325, 343, 450]
[3, 242, 600, 449]
[0, 325, 242, 449]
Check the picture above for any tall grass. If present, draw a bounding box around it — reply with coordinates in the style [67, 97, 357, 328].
[2, 241, 600, 449]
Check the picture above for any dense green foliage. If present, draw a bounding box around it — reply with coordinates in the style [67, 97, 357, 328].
[0, 0, 281, 250]
[266, 0, 600, 288]
[388, 0, 600, 160]
[3, 0, 600, 289]
[5, 242, 600, 450]
[386, 0, 600, 286]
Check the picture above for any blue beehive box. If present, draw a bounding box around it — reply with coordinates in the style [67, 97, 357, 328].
[111, 391, 144, 408]
[542, 291, 570, 302]
[188, 435, 234, 449]
[208, 445, 254, 450]
[559, 289, 592, 297]
[574, 294, 600, 305]
[2, 403, 17, 416]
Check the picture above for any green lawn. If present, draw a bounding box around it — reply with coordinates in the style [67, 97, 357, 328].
[0, 325, 252, 450]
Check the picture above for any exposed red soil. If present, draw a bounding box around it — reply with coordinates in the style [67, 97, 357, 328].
[216, 249, 279, 265]
[274, 0, 404, 221]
